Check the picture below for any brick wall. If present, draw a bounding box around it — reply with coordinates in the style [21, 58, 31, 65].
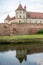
[0, 23, 43, 35]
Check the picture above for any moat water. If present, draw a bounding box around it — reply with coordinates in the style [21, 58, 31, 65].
[0, 44, 43, 65]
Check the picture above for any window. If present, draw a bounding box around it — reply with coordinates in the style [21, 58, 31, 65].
[17, 15, 19, 18]
[19, 21, 21, 23]
[20, 15, 21, 18]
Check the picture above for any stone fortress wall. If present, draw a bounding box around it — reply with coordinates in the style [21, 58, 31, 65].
[0, 23, 43, 36]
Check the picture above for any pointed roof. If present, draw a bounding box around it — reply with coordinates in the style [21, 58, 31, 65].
[5, 15, 16, 21]
[16, 56, 24, 63]
[5, 15, 10, 20]
[16, 4, 24, 10]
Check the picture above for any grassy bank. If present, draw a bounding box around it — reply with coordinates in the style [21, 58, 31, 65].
[0, 34, 43, 43]
[0, 34, 43, 40]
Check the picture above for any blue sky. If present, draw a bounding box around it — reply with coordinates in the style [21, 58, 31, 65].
[0, 0, 43, 23]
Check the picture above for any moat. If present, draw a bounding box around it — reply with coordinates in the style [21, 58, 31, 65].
[0, 43, 43, 65]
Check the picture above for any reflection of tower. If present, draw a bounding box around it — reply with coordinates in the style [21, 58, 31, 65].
[16, 49, 27, 63]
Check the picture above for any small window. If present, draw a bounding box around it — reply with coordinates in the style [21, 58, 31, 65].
[20, 15, 21, 18]
[19, 21, 21, 23]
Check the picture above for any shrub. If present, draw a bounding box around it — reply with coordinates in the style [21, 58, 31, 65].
[37, 30, 43, 34]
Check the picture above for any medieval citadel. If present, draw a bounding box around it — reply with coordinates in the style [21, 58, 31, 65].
[0, 4, 43, 35]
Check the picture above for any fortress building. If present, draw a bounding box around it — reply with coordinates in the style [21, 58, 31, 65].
[0, 4, 43, 35]
[4, 4, 43, 24]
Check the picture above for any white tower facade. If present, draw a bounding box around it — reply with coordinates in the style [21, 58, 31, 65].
[15, 4, 27, 23]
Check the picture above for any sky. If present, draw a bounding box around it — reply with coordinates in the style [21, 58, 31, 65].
[0, 0, 43, 23]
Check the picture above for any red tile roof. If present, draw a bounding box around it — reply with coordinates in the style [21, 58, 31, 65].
[16, 4, 24, 10]
[5, 15, 10, 20]
[10, 16, 15, 21]
[5, 15, 15, 21]
[27, 12, 43, 19]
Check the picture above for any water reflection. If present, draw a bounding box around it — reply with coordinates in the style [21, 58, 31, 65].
[16, 49, 27, 63]
[0, 44, 43, 65]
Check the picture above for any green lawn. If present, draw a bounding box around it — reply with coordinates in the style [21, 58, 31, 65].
[0, 34, 43, 40]
[0, 34, 43, 43]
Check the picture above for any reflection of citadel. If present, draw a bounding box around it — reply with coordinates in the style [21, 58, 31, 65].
[16, 47, 43, 63]
[0, 44, 43, 63]
[16, 49, 27, 63]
